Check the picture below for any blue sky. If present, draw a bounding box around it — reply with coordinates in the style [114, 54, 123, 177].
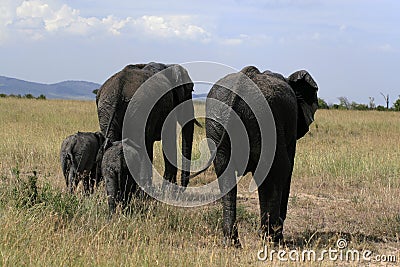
[1, 0, 399, 105]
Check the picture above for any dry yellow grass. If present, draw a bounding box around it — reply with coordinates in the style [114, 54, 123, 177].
[0, 98, 399, 266]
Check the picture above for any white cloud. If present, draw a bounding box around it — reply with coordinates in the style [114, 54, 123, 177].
[1, 0, 279, 46]
[339, 24, 347, 32]
[1, 0, 212, 42]
[16, 0, 52, 18]
[377, 44, 394, 53]
[134, 15, 210, 41]
[220, 38, 243, 46]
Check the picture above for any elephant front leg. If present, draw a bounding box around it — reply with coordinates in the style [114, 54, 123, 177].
[257, 178, 284, 243]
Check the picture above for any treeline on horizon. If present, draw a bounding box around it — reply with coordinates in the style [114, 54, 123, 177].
[319, 96, 400, 111]
[1, 92, 400, 111]
[0, 93, 46, 100]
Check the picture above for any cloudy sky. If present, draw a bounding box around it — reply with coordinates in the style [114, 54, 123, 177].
[1, 0, 399, 105]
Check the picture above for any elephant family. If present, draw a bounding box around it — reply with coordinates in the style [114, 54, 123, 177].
[60, 131, 105, 194]
[203, 66, 318, 246]
[96, 62, 196, 188]
[102, 139, 140, 215]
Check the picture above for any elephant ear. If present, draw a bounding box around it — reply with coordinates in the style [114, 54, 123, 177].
[241, 66, 261, 80]
[288, 70, 319, 139]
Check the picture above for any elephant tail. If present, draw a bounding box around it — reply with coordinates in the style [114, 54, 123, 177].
[61, 152, 71, 187]
[66, 143, 79, 192]
[188, 150, 216, 179]
[187, 117, 229, 180]
[188, 83, 242, 180]
[95, 146, 104, 185]
[194, 119, 202, 128]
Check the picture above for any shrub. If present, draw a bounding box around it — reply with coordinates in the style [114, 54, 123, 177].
[318, 98, 329, 109]
[6, 168, 80, 219]
[36, 94, 46, 100]
[394, 95, 400, 111]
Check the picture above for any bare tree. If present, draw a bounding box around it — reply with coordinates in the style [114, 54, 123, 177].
[380, 93, 389, 109]
[369, 97, 375, 109]
[338, 96, 351, 109]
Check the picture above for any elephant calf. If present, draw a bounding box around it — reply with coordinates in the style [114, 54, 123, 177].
[60, 131, 105, 194]
[102, 139, 141, 215]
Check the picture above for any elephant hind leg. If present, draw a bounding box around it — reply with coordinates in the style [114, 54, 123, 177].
[89, 167, 97, 194]
[68, 167, 77, 194]
[215, 154, 241, 247]
[82, 172, 91, 196]
[257, 143, 291, 243]
[257, 178, 284, 243]
[105, 169, 118, 216]
[121, 174, 135, 212]
[161, 124, 177, 185]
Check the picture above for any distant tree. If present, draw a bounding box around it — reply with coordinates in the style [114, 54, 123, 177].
[92, 89, 99, 95]
[380, 93, 389, 109]
[318, 98, 329, 109]
[393, 95, 400, 111]
[25, 94, 34, 99]
[338, 96, 351, 110]
[368, 97, 376, 109]
[0, 93, 6, 98]
[36, 94, 46, 100]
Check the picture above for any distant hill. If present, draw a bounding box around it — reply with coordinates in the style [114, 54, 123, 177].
[0, 75, 208, 100]
[0, 76, 100, 100]
[193, 93, 207, 100]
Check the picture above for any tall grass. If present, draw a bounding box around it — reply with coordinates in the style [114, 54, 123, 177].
[0, 98, 399, 266]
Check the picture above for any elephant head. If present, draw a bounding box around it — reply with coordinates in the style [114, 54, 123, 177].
[287, 70, 319, 139]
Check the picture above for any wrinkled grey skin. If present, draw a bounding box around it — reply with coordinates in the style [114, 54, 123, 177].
[205, 66, 318, 246]
[60, 131, 105, 194]
[96, 62, 195, 187]
[102, 139, 140, 215]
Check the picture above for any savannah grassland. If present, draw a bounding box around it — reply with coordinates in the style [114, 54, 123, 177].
[0, 98, 399, 266]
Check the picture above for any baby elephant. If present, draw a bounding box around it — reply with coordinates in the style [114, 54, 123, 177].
[60, 131, 105, 194]
[102, 139, 141, 215]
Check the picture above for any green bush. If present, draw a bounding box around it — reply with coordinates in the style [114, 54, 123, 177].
[318, 98, 329, 109]
[5, 168, 80, 219]
[394, 96, 400, 111]
[36, 94, 46, 100]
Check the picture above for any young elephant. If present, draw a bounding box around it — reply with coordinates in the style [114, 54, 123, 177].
[60, 131, 105, 194]
[102, 139, 141, 215]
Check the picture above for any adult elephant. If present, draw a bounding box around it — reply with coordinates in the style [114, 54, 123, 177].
[202, 66, 318, 247]
[96, 62, 195, 188]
